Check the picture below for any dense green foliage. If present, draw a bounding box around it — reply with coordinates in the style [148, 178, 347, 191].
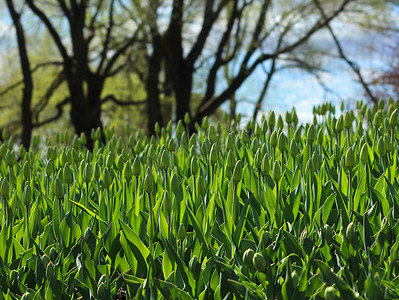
[0, 99, 399, 299]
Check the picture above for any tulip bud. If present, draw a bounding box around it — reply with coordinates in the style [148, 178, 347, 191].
[22, 185, 32, 206]
[291, 108, 299, 127]
[93, 162, 101, 180]
[18, 145, 26, 159]
[294, 128, 301, 143]
[346, 222, 358, 247]
[241, 130, 250, 145]
[317, 128, 324, 144]
[132, 156, 141, 178]
[167, 138, 175, 152]
[277, 115, 284, 130]
[343, 111, 352, 129]
[209, 144, 218, 165]
[270, 130, 278, 148]
[63, 164, 73, 184]
[377, 136, 386, 157]
[384, 134, 393, 153]
[196, 176, 206, 196]
[154, 122, 160, 135]
[54, 178, 64, 199]
[0, 178, 9, 199]
[50, 247, 58, 261]
[46, 262, 55, 279]
[360, 144, 368, 164]
[165, 121, 173, 136]
[254, 149, 262, 170]
[0, 144, 7, 160]
[97, 282, 105, 299]
[176, 120, 184, 138]
[184, 113, 191, 125]
[272, 161, 282, 183]
[191, 157, 199, 175]
[378, 98, 385, 110]
[278, 132, 287, 153]
[9, 269, 18, 282]
[5, 150, 16, 167]
[225, 133, 235, 151]
[208, 125, 218, 144]
[144, 173, 154, 194]
[226, 150, 235, 170]
[178, 223, 186, 240]
[21, 292, 33, 300]
[252, 253, 266, 272]
[261, 153, 270, 176]
[340, 101, 344, 111]
[389, 108, 398, 126]
[306, 158, 314, 177]
[289, 140, 299, 158]
[335, 115, 344, 134]
[243, 248, 255, 266]
[201, 138, 211, 156]
[189, 256, 201, 279]
[103, 168, 113, 188]
[325, 286, 339, 300]
[254, 123, 262, 137]
[159, 150, 169, 170]
[163, 191, 173, 214]
[356, 121, 363, 135]
[268, 111, 276, 131]
[201, 116, 209, 130]
[313, 115, 318, 126]
[384, 118, 391, 132]
[307, 124, 316, 144]
[285, 111, 292, 125]
[232, 161, 243, 185]
[261, 118, 268, 134]
[118, 162, 130, 182]
[170, 173, 179, 194]
[187, 134, 196, 148]
[324, 224, 333, 244]
[2, 129, 9, 140]
[373, 110, 384, 129]
[345, 147, 355, 171]
[113, 154, 123, 172]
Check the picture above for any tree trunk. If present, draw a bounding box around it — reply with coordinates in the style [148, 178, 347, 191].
[6, 0, 33, 150]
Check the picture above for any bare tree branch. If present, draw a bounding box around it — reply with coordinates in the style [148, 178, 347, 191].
[0, 61, 62, 97]
[26, 0, 71, 66]
[101, 94, 146, 106]
[33, 97, 69, 128]
[313, 0, 378, 105]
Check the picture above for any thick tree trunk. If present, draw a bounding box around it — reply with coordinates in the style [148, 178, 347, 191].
[67, 74, 105, 151]
[6, 0, 33, 149]
[173, 65, 193, 123]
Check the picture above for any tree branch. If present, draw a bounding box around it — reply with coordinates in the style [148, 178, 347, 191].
[0, 61, 62, 97]
[97, 0, 116, 75]
[101, 94, 146, 106]
[33, 97, 69, 128]
[313, 0, 378, 105]
[32, 71, 65, 123]
[26, 0, 71, 66]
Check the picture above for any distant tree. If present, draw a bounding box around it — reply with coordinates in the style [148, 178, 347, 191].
[135, 0, 353, 133]
[5, 0, 33, 149]
[23, 0, 144, 149]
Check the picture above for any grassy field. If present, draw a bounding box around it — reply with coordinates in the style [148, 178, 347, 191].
[0, 99, 399, 299]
